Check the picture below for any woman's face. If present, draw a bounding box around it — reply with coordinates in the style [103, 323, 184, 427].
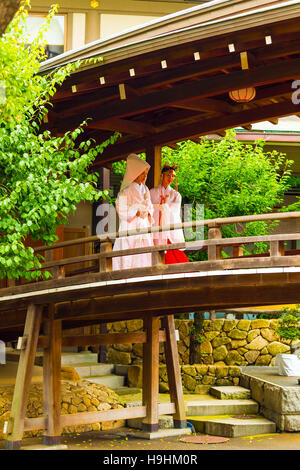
[135, 169, 148, 184]
[162, 169, 176, 187]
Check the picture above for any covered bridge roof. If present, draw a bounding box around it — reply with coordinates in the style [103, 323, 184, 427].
[40, 0, 300, 168]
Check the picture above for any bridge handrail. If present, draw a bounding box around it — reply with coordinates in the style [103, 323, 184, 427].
[34, 210, 300, 252]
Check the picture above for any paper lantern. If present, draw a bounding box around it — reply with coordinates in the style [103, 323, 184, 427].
[229, 87, 256, 103]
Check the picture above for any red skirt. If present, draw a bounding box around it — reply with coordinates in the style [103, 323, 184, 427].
[165, 240, 189, 265]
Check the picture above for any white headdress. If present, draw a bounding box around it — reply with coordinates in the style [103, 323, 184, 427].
[120, 153, 150, 191]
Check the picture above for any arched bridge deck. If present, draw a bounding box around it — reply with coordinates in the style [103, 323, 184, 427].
[2, 211, 300, 449]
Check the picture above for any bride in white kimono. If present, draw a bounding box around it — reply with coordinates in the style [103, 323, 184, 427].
[112, 154, 154, 270]
[150, 164, 189, 264]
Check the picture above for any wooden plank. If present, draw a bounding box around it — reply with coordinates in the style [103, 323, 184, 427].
[88, 118, 156, 136]
[142, 315, 160, 432]
[5, 304, 43, 449]
[61, 330, 166, 347]
[270, 240, 285, 257]
[24, 417, 47, 432]
[162, 316, 186, 428]
[61, 405, 147, 427]
[42, 305, 62, 445]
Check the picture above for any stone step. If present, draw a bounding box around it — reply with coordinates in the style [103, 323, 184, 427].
[186, 399, 259, 416]
[84, 374, 125, 388]
[209, 386, 251, 400]
[188, 415, 276, 438]
[72, 363, 115, 377]
[61, 352, 98, 366]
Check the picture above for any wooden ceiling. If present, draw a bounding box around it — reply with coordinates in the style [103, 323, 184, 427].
[40, 1, 300, 168]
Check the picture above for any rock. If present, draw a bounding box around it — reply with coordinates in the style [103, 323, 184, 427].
[231, 340, 247, 349]
[106, 349, 131, 365]
[216, 378, 232, 386]
[132, 343, 143, 358]
[61, 366, 82, 382]
[237, 347, 248, 355]
[182, 366, 197, 377]
[183, 374, 196, 391]
[251, 319, 271, 329]
[244, 350, 260, 364]
[246, 335, 268, 350]
[228, 329, 248, 340]
[114, 343, 133, 352]
[223, 320, 237, 331]
[204, 331, 220, 341]
[195, 365, 208, 375]
[197, 340, 213, 355]
[215, 366, 229, 378]
[127, 319, 143, 332]
[237, 320, 251, 331]
[159, 383, 170, 393]
[261, 347, 269, 355]
[255, 355, 272, 366]
[128, 365, 143, 388]
[267, 341, 290, 356]
[225, 350, 246, 366]
[247, 329, 260, 342]
[202, 375, 216, 385]
[261, 328, 280, 342]
[228, 366, 241, 377]
[212, 336, 231, 348]
[213, 345, 228, 362]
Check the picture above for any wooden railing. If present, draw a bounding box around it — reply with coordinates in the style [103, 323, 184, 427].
[4, 211, 300, 287]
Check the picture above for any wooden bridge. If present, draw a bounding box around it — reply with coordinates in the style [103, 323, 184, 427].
[1, 210, 300, 449]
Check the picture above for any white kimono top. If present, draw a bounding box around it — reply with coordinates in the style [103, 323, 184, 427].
[112, 182, 154, 270]
[150, 184, 185, 246]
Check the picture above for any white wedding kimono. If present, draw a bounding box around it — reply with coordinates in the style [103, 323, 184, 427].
[150, 185, 185, 246]
[112, 182, 154, 270]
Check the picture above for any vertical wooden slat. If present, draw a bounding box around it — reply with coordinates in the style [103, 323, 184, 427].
[5, 304, 43, 449]
[99, 241, 112, 272]
[43, 304, 62, 445]
[233, 245, 244, 257]
[207, 224, 222, 260]
[146, 145, 162, 189]
[151, 250, 165, 266]
[162, 315, 186, 428]
[270, 240, 285, 257]
[142, 315, 160, 432]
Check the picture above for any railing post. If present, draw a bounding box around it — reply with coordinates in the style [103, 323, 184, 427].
[233, 245, 244, 257]
[151, 250, 165, 266]
[270, 240, 285, 257]
[45, 250, 65, 280]
[207, 223, 222, 260]
[99, 240, 112, 272]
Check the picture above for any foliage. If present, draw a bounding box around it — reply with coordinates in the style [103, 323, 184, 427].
[0, 1, 120, 280]
[113, 132, 293, 260]
[276, 306, 300, 343]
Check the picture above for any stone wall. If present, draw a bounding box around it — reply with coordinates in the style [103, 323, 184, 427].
[106, 318, 291, 367]
[0, 380, 125, 440]
[127, 364, 241, 393]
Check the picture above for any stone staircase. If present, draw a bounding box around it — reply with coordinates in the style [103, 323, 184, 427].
[61, 352, 127, 389]
[187, 385, 277, 438]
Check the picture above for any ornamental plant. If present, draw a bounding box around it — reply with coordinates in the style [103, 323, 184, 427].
[0, 1, 120, 280]
[276, 306, 300, 345]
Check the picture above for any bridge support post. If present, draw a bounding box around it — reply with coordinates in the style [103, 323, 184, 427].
[42, 304, 62, 446]
[163, 315, 187, 428]
[142, 315, 160, 432]
[5, 304, 43, 450]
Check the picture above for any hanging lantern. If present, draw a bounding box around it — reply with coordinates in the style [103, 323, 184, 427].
[229, 87, 256, 103]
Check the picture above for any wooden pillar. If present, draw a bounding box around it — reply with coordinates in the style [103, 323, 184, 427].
[142, 315, 160, 432]
[85, 10, 100, 44]
[5, 304, 43, 449]
[146, 145, 161, 190]
[42, 305, 62, 446]
[162, 315, 186, 428]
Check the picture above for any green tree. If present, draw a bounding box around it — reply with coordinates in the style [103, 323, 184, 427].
[0, 1, 119, 280]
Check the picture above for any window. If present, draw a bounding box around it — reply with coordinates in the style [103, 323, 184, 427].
[25, 14, 66, 59]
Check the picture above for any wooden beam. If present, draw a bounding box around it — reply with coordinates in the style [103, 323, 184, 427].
[171, 97, 239, 114]
[93, 99, 300, 163]
[88, 117, 156, 136]
[61, 330, 166, 347]
[54, 56, 300, 133]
